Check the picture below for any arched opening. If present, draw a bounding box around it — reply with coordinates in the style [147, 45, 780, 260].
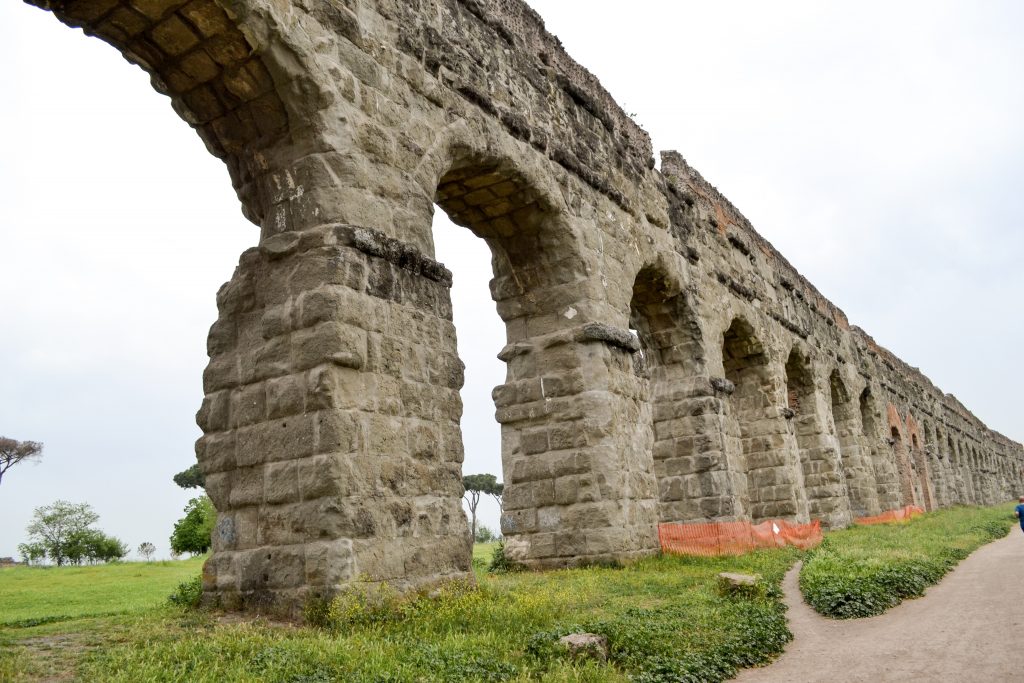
[921, 422, 940, 509]
[947, 432, 963, 503]
[860, 388, 894, 510]
[785, 348, 848, 526]
[830, 371, 877, 517]
[891, 425, 915, 507]
[429, 156, 582, 570]
[0, 2, 284, 565]
[958, 439, 976, 503]
[429, 154, 659, 569]
[431, 208, 505, 546]
[721, 318, 797, 522]
[908, 431, 932, 510]
[971, 446, 984, 504]
[627, 266, 714, 523]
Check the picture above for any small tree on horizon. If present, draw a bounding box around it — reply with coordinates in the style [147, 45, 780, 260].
[20, 501, 125, 566]
[0, 437, 43, 488]
[463, 474, 503, 541]
[138, 542, 156, 562]
[475, 525, 498, 543]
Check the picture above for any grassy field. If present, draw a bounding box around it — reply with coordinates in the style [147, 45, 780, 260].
[0, 545, 797, 682]
[800, 503, 1016, 618]
[1, 505, 1014, 681]
[0, 557, 205, 627]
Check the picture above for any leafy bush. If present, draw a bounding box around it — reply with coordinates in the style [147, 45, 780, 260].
[487, 541, 520, 574]
[170, 496, 215, 556]
[168, 575, 204, 609]
[801, 504, 1014, 618]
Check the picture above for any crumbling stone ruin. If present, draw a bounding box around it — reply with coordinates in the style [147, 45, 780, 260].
[31, 0, 1024, 610]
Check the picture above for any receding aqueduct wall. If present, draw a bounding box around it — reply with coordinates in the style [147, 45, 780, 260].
[30, 0, 1024, 611]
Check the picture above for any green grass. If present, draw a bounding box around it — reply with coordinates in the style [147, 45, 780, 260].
[7, 509, 1010, 682]
[0, 557, 206, 627]
[1, 545, 798, 683]
[800, 503, 1016, 619]
[473, 541, 500, 567]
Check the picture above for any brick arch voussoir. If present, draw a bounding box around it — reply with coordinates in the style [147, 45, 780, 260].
[414, 118, 600, 318]
[28, 0, 300, 225]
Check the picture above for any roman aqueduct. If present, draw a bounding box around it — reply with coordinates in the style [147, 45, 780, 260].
[28, 0, 1024, 609]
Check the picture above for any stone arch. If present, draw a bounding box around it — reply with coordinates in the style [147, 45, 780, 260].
[957, 438, 976, 503]
[917, 420, 936, 511]
[971, 445, 985, 504]
[829, 370, 879, 517]
[25, 0, 323, 233]
[861, 388, 899, 511]
[422, 147, 659, 570]
[887, 407, 915, 507]
[720, 318, 798, 522]
[903, 416, 930, 510]
[931, 423, 951, 506]
[784, 348, 850, 527]
[626, 264, 722, 523]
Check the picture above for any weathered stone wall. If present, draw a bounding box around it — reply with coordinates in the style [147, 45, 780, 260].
[30, 0, 1024, 612]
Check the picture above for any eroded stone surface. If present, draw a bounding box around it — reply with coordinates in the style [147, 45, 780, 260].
[29, 0, 1024, 613]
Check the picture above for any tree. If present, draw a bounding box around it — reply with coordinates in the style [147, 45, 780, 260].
[489, 481, 504, 511]
[64, 529, 127, 565]
[17, 542, 46, 566]
[170, 496, 215, 556]
[138, 542, 156, 562]
[88, 533, 128, 563]
[0, 437, 43, 487]
[475, 525, 498, 543]
[173, 463, 205, 490]
[21, 500, 128, 566]
[462, 473, 503, 541]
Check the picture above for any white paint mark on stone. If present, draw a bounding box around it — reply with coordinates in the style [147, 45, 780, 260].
[564, 307, 578, 320]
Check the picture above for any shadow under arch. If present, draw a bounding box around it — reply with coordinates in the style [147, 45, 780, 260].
[782, 346, 851, 527]
[829, 369, 879, 517]
[719, 316, 800, 522]
[625, 263, 722, 523]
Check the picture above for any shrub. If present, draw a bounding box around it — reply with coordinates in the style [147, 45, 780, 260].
[170, 496, 215, 556]
[487, 541, 520, 574]
[801, 504, 1014, 619]
[168, 575, 204, 609]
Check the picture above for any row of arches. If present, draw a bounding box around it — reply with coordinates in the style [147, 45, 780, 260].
[622, 265, 1020, 530]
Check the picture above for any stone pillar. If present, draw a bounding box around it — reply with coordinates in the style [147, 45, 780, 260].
[654, 379, 748, 523]
[743, 366, 810, 525]
[198, 225, 472, 611]
[497, 323, 660, 568]
[828, 375, 876, 518]
[789, 389, 853, 528]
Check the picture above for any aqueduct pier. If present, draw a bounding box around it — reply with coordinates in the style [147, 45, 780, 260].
[28, 0, 1024, 610]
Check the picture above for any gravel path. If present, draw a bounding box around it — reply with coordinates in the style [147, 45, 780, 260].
[734, 529, 1024, 683]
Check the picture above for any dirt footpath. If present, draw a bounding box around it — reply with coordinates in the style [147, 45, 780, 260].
[734, 530, 1024, 683]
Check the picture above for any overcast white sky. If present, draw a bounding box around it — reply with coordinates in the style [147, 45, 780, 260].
[1, 1, 1020, 560]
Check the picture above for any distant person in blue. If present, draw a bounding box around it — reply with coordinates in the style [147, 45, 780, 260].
[1017, 496, 1024, 534]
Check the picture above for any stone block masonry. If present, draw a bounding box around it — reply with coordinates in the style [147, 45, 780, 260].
[30, 0, 1024, 613]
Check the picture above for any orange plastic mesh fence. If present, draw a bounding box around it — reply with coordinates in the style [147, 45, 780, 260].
[853, 505, 925, 526]
[658, 519, 823, 557]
